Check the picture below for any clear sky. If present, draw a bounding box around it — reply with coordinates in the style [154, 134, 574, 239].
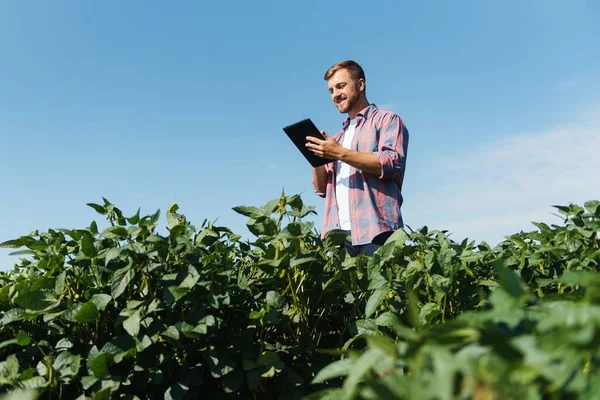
[1, 0, 599, 270]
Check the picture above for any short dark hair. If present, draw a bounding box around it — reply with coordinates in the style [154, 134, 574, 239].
[324, 60, 365, 82]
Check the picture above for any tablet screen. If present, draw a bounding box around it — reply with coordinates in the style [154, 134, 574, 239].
[282, 119, 334, 167]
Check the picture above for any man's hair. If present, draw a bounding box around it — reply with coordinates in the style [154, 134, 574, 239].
[324, 60, 366, 82]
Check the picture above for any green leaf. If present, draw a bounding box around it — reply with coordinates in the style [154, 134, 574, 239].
[460, 250, 483, 263]
[365, 287, 389, 319]
[128, 226, 142, 237]
[0, 309, 26, 326]
[127, 208, 141, 224]
[14, 289, 58, 311]
[262, 198, 281, 214]
[16, 330, 30, 346]
[54, 272, 66, 296]
[341, 348, 382, 398]
[86, 346, 113, 380]
[257, 351, 283, 369]
[290, 256, 317, 268]
[136, 335, 152, 352]
[0, 331, 30, 350]
[324, 229, 350, 248]
[374, 312, 399, 328]
[312, 359, 354, 383]
[104, 247, 123, 265]
[7, 250, 35, 256]
[0, 238, 26, 249]
[102, 226, 129, 240]
[167, 203, 186, 229]
[355, 319, 378, 335]
[265, 291, 282, 307]
[56, 338, 74, 350]
[163, 326, 180, 340]
[165, 382, 189, 400]
[123, 310, 141, 337]
[584, 200, 600, 215]
[101, 336, 136, 363]
[81, 234, 98, 257]
[195, 228, 219, 246]
[177, 266, 200, 290]
[93, 387, 112, 400]
[257, 351, 284, 378]
[75, 302, 100, 323]
[385, 228, 409, 245]
[232, 206, 266, 219]
[126, 299, 144, 310]
[538, 302, 600, 332]
[53, 351, 81, 378]
[111, 265, 135, 299]
[87, 203, 106, 214]
[16, 377, 46, 389]
[560, 270, 600, 287]
[0, 355, 20, 380]
[419, 302, 442, 326]
[246, 217, 277, 236]
[223, 368, 244, 393]
[25, 239, 48, 251]
[202, 347, 236, 378]
[90, 294, 112, 311]
[365, 334, 398, 356]
[493, 258, 525, 298]
[406, 289, 422, 331]
[367, 268, 387, 290]
[0, 389, 39, 400]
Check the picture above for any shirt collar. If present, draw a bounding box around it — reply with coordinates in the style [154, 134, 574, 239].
[342, 103, 378, 129]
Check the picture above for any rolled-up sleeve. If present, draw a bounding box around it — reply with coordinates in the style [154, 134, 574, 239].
[313, 162, 334, 198]
[373, 114, 408, 180]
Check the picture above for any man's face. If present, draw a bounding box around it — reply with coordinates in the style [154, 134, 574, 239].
[327, 69, 364, 114]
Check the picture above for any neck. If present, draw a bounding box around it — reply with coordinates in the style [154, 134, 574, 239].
[347, 97, 370, 119]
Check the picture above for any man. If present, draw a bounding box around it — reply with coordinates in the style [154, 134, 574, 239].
[306, 60, 409, 256]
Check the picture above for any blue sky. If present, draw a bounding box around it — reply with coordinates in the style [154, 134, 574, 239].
[1, 0, 599, 270]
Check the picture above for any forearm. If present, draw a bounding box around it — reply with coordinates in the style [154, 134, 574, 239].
[312, 166, 327, 196]
[339, 149, 382, 177]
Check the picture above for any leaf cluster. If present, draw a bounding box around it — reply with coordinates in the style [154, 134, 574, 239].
[0, 195, 598, 399]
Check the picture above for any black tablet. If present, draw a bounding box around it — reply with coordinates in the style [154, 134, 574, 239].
[282, 118, 334, 167]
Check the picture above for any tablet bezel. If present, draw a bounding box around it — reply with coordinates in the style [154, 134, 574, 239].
[282, 118, 334, 168]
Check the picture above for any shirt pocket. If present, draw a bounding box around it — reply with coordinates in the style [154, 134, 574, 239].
[356, 126, 379, 152]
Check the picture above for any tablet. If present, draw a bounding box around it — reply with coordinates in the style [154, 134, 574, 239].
[282, 118, 334, 167]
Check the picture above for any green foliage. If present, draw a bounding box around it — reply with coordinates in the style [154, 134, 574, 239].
[0, 193, 598, 399]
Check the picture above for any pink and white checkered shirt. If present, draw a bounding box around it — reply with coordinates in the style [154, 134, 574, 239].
[315, 104, 409, 245]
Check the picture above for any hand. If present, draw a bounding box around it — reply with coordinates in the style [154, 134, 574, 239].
[305, 132, 347, 160]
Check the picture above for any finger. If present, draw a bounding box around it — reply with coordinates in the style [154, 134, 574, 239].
[306, 136, 324, 144]
[305, 142, 320, 150]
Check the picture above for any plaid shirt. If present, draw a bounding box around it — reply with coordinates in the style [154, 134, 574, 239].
[315, 104, 409, 245]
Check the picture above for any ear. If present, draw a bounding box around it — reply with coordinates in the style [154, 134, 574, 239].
[358, 78, 366, 92]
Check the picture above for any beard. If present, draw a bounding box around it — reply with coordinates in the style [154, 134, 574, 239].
[335, 90, 360, 114]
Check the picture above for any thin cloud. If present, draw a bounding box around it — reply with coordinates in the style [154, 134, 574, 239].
[552, 77, 580, 91]
[378, 102, 398, 111]
[409, 110, 600, 245]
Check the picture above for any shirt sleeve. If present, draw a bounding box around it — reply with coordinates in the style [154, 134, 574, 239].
[373, 113, 408, 180]
[313, 162, 334, 198]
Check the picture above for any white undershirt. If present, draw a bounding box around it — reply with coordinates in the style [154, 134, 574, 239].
[335, 119, 357, 230]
